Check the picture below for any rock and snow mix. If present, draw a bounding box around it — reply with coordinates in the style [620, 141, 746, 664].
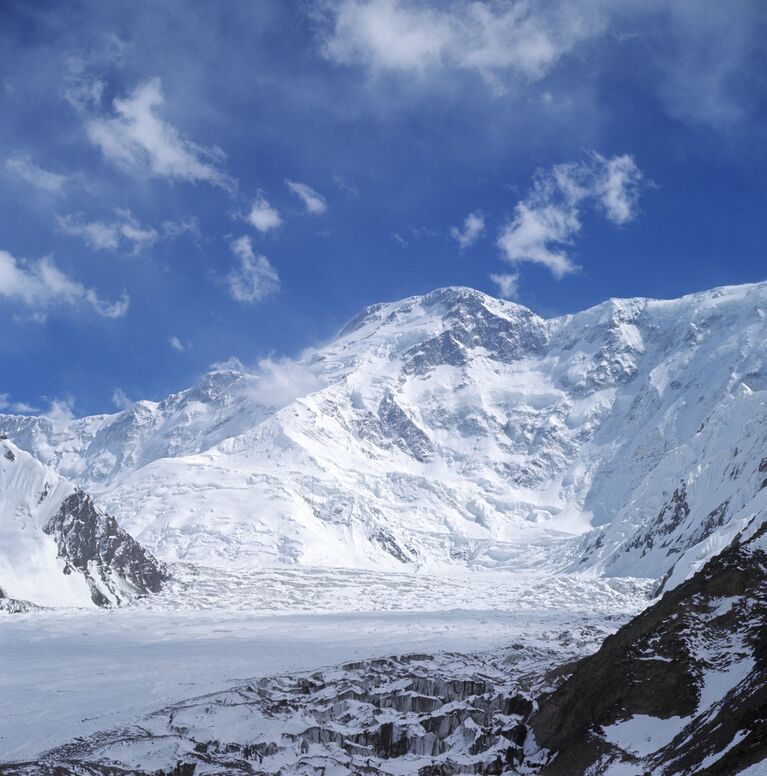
[3, 282, 767, 774]
[0, 437, 166, 609]
[4, 283, 767, 591]
[6, 524, 766, 774]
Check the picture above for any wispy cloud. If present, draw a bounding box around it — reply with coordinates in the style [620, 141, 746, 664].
[318, 0, 607, 90]
[654, 2, 762, 128]
[247, 193, 283, 233]
[56, 211, 200, 254]
[168, 335, 186, 352]
[86, 78, 236, 191]
[286, 179, 328, 214]
[45, 397, 76, 427]
[333, 174, 359, 197]
[111, 387, 133, 410]
[497, 152, 644, 278]
[0, 393, 40, 414]
[56, 210, 158, 253]
[489, 272, 520, 299]
[450, 212, 485, 249]
[0, 249, 128, 319]
[6, 154, 68, 194]
[227, 236, 280, 303]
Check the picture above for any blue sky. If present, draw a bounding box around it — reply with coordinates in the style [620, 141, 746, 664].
[1, 0, 766, 415]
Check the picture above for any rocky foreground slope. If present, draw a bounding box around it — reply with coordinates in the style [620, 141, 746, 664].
[3, 282, 767, 592]
[0, 437, 166, 608]
[3, 520, 765, 774]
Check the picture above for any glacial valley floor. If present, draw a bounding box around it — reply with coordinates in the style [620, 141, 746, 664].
[0, 565, 654, 764]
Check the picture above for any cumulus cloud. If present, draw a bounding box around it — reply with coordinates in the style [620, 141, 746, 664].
[86, 78, 236, 191]
[318, 0, 607, 89]
[247, 193, 283, 233]
[6, 154, 68, 194]
[168, 335, 185, 351]
[286, 179, 327, 214]
[490, 272, 520, 299]
[0, 249, 129, 319]
[227, 236, 280, 303]
[497, 152, 644, 278]
[450, 212, 485, 249]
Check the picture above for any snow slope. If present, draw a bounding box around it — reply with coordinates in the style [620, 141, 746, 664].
[0, 437, 165, 608]
[4, 283, 767, 587]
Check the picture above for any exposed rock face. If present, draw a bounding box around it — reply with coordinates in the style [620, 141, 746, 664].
[0, 438, 167, 609]
[531, 521, 767, 774]
[43, 490, 167, 607]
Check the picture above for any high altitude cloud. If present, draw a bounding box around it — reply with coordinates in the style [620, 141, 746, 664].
[450, 212, 485, 249]
[227, 236, 280, 304]
[86, 78, 236, 191]
[497, 152, 644, 278]
[247, 194, 283, 233]
[286, 180, 328, 214]
[6, 154, 68, 194]
[0, 249, 129, 319]
[319, 0, 606, 87]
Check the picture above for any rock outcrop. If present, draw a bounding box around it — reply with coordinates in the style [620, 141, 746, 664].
[0, 438, 167, 608]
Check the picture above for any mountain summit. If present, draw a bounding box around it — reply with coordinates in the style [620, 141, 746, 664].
[3, 282, 767, 588]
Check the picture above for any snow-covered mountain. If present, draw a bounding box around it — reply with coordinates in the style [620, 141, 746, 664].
[0, 437, 166, 608]
[3, 282, 767, 588]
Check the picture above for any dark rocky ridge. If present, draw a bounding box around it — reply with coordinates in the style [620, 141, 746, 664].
[531, 520, 767, 774]
[43, 490, 168, 607]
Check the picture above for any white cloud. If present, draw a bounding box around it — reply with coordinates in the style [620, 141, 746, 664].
[319, 0, 607, 89]
[111, 388, 133, 410]
[0, 249, 129, 319]
[6, 154, 68, 194]
[450, 212, 485, 249]
[56, 210, 159, 254]
[490, 272, 520, 299]
[86, 78, 236, 191]
[247, 194, 283, 233]
[595, 154, 644, 224]
[653, 1, 762, 128]
[227, 236, 280, 303]
[285, 179, 328, 214]
[168, 335, 185, 352]
[56, 210, 198, 254]
[497, 152, 643, 278]
[0, 393, 40, 414]
[333, 174, 359, 197]
[248, 356, 326, 408]
[45, 397, 76, 429]
[161, 217, 201, 240]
